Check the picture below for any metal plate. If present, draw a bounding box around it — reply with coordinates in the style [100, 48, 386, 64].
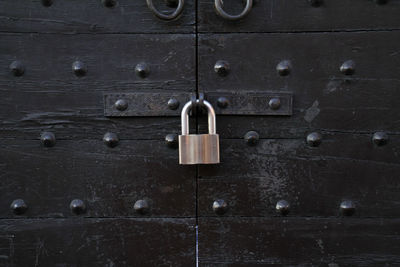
[104, 92, 293, 117]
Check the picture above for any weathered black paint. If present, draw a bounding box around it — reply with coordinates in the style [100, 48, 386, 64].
[198, 0, 400, 33]
[198, 217, 400, 266]
[1, 1, 399, 266]
[0, 218, 195, 266]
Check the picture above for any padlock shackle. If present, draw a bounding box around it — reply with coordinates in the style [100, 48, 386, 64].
[181, 99, 216, 135]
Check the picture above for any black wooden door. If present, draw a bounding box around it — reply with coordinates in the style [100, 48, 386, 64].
[1, 1, 400, 266]
[0, 1, 196, 266]
[197, 0, 400, 266]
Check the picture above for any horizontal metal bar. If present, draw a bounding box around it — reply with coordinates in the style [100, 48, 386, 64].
[104, 91, 293, 117]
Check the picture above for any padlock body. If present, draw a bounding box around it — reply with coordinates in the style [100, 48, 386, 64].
[179, 134, 220, 165]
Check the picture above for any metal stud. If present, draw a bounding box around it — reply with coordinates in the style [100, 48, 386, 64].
[340, 60, 355, 75]
[70, 199, 86, 215]
[134, 199, 150, 215]
[102, 0, 117, 7]
[217, 97, 229, 109]
[269, 98, 281, 110]
[9, 61, 25, 77]
[165, 134, 178, 149]
[306, 132, 322, 147]
[372, 132, 389, 146]
[340, 200, 355, 216]
[10, 199, 28, 215]
[244, 131, 259, 146]
[135, 63, 150, 78]
[276, 60, 292, 76]
[165, 0, 179, 7]
[212, 199, 228, 215]
[214, 60, 230, 77]
[375, 0, 388, 4]
[276, 200, 290, 216]
[103, 132, 119, 148]
[167, 98, 180, 110]
[41, 0, 53, 7]
[41, 132, 56, 147]
[114, 99, 128, 111]
[72, 61, 87, 77]
[308, 0, 323, 7]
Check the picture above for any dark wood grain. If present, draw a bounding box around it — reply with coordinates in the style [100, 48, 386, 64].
[198, 217, 400, 266]
[0, 139, 195, 218]
[0, 33, 195, 139]
[198, 0, 400, 33]
[199, 31, 400, 137]
[0, 0, 195, 33]
[0, 218, 195, 266]
[198, 134, 400, 217]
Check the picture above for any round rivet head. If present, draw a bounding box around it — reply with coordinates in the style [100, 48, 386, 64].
[340, 200, 355, 216]
[72, 61, 87, 77]
[135, 63, 150, 78]
[269, 98, 281, 110]
[167, 98, 180, 110]
[372, 132, 389, 146]
[102, 0, 116, 7]
[276, 200, 290, 216]
[276, 60, 292, 76]
[244, 131, 259, 146]
[40, 132, 56, 147]
[217, 97, 229, 109]
[9, 61, 25, 77]
[134, 199, 150, 215]
[41, 0, 53, 7]
[212, 199, 228, 215]
[165, 134, 178, 149]
[70, 199, 86, 215]
[10, 199, 28, 215]
[340, 60, 355, 75]
[214, 60, 230, 77]
[306, 132, 322, 147]
[103, 132, 119, 148]
[308, 0, 323, 7]
[114, 99, 128, 111]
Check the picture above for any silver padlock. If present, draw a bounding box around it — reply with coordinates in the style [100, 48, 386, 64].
[179, 99, 220, 165]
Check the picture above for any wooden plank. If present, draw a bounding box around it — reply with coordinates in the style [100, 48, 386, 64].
[198, 0, 400, 33]
[0, 0, 195, 33]
[198, 32, 400, 137]
[0, 218, 195, 266]
[0, 33, 195, 139]
[198, 217, 400, 266]
[0, 139, 195, 218]
[198, 134, 400, 217]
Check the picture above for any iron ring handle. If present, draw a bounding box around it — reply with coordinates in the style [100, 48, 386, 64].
[146, 0, 185, 21]
[215, 0, 253, 21]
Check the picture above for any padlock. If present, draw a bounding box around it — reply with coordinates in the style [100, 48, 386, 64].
[179, 99, 220, 165]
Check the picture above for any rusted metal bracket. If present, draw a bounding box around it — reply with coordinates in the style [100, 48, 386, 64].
[104, 92, 293, 117]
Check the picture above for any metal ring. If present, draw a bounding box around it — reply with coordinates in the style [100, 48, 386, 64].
[215, 0, 253, 21]
[146, 0, 185, 21]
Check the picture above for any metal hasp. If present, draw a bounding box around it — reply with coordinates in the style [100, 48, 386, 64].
[104, 92, 293, 117]
[179, 99, 220, 165]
